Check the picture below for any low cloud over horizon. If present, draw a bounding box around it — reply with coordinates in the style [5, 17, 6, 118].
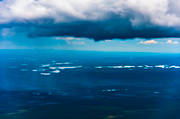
[1, 0, 180, 40]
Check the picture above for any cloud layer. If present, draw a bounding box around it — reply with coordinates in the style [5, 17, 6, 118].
[1, 0, 180, 40]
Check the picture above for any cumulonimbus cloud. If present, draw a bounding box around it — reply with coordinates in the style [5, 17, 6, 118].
[1, 0, 180, 40]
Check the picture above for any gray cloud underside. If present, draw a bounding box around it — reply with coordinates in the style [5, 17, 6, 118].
[27, 15, 180, 40]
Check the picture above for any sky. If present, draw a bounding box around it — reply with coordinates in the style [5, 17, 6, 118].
[0, 0, 180, 53]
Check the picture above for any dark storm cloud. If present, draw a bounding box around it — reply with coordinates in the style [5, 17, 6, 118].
[27, 16, 180, 41]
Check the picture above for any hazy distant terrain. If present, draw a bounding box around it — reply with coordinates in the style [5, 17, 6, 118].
[0, 50, 180, 119]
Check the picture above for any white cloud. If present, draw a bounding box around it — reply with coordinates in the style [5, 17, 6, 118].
[104, 40, 112, 42]
[166, 40, 179, 45]
[55, 36, 83, 40]
[54, 36, 86, 45]
[139, 40, 158, 44]
[1, 0, 180, 28]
